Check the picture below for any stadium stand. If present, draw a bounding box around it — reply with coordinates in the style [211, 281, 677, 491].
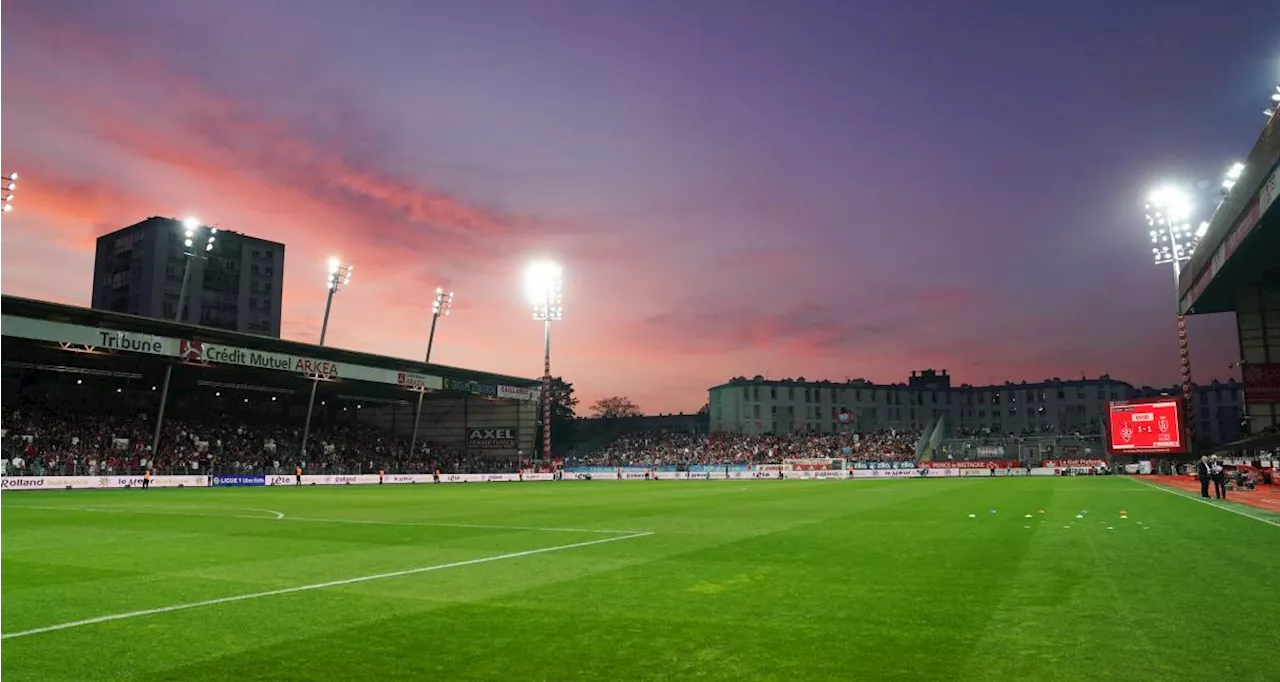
[568, 428, 1110, 469]
[1, 296, 546, 475]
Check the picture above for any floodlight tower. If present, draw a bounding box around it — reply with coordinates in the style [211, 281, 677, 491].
[525, 261, 563, 461]
[151, 216, 219, 456]
[175, 217, 218, 323]
[1, 172, 17, 213]
[299, 258, 353, 460]
[1265, 85, 1279, 118]
[409, 287, 454, 459]
[1144, 185, 1203, 447]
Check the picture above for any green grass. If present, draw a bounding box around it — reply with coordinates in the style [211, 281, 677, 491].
[2, 477, 1276, 681]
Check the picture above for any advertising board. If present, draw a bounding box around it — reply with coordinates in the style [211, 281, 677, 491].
[1241, 363, 1280, 405]
[467, 427, 518, 450]
[212, 474, 266, 487]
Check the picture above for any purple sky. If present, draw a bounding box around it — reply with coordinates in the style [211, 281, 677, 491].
[2, 0, 1276, 413]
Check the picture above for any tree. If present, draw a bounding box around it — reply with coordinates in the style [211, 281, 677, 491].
[589, 396, 643, 419]
[543, 376, 578, 422]
[695, 402, 710, 428]
[533, 376, 578, 457]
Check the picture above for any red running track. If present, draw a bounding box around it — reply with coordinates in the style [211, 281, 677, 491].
[1139, 475, 1280, 515]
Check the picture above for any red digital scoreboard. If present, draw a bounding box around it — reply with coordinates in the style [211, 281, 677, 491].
[1106, 397, 1186, 455]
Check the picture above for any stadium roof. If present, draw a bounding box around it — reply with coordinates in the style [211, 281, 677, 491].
[1178, 114, 1280, 314]
[0, 294, 540, 392]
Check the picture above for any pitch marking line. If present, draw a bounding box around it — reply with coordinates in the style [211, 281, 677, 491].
[6, 505, 287, 522]
[1129, 478, 1280, 528]
[283, 515, 644, 535]
[5, 505, 642, 534]
[0, 531, 653, 640]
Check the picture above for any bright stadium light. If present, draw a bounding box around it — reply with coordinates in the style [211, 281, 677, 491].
[1144, 185, 1198, 265]
[524, 260, 564, 462]
[525, 260, 564, 321]
[1222, 162, 1246, 191]
[301, 256, 354, 461]
[410, 286, 457, 459]
[432, 287, 454, 317]
[327, 258, 353, 292]
[2, 172, 18, 213]
[1140, 182, 1201, 449]
[154, 215, 220, 457]
[175, 218, 218, 321]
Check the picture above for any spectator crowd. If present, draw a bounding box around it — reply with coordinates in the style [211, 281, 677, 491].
[1, 399, 522, 477]
[571, 429, 921, 467]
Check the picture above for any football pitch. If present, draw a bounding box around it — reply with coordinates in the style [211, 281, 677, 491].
[2, 477, 1277, 681]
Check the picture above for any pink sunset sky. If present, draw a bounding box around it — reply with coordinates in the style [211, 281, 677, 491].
[3, 1, 1274, 413]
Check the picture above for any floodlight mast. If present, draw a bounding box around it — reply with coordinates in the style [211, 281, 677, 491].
[174, 217, 219, 325]
[299, 258, 354, 460]
[150, 217, 220, 458]
[410, 287, 455, 461]
[1, 172, 17, 213]
[525, 261, 563, 462]
[1143, 185, 1202, 448]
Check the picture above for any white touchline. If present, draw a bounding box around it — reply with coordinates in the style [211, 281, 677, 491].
[1129, 478, 1280, 528]
[0, 531, 653, 640]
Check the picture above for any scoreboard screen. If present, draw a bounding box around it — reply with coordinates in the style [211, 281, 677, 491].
[1106, 398, 1185, 454]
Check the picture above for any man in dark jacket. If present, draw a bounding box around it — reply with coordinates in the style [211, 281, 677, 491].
[1196, 456, 1212, 498]
[1210, 455, 1227, 500]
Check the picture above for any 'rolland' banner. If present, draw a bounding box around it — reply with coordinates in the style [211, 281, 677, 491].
[211, 474, 266, 487]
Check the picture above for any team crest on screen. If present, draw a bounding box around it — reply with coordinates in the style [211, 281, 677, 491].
[1119, 423, 1133, 442]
